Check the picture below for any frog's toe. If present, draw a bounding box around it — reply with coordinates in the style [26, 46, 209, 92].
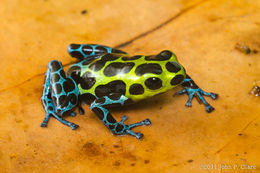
[40, 122, 47, 127]
[119, 115, 128, 123]
[206, 105, 215, 113]
[135, 132, 144, 140]
[69, 123, 79, 130]
[143, 119, 151, 125]
[70, 111, 76, 117]
[185, 102, 192, 107]
[201, 90, 218, 100]
[126, 130, 144, 139]
[174, 89, 187, 96]
[210, 93, 218, 100]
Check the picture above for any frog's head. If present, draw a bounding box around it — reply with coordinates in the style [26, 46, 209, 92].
[68, 43, 112, 61]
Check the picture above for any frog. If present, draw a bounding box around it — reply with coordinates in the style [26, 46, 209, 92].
[40, 44, 218, 139]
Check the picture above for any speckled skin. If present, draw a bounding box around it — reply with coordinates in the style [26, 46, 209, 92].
[41, 44, 218, 139]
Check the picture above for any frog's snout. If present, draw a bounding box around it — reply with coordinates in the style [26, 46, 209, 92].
[68, 44, 79, 53]
[67, 44, 84, 60]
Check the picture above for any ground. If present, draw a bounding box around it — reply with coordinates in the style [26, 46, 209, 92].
[0, 0, 259, 172]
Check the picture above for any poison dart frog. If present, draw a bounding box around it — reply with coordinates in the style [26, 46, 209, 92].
[41, 44, 218, 139]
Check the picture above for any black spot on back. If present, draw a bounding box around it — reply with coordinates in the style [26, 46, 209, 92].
[122, 55, 142, 61]
[95, 80, 126, 98]
[145, 50, 172, 61]
[171, 75, 184, 85]
[80, 71, 96, 90]
[107, 93, 121, 100]
[135, 63, 162, 76]
[103, 62, 134, 77]
[166, 61, 181, 73]
[82, 45, 93, 56]
[145, 77, 162, 90]
[89, 54, 121, 72]
[79, 93, 96, 104]
[67, 66, 81, 84]
[89, 60, 104, 71]
[129, 84, 144, 95]
[101, 54, 120, 61]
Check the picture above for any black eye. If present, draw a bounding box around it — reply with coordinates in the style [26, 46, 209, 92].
[145, 77, 162, 90]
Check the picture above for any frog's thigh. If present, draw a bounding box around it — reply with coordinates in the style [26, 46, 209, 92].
[41, 60, 79, 129]
[48, 61, 78, 113]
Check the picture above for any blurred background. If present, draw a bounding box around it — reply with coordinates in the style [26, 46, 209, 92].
[0, 0, 259, 172]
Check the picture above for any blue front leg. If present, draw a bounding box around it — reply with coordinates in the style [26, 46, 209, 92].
[175, 74, 218, 112]
[90, 94, 151, 139]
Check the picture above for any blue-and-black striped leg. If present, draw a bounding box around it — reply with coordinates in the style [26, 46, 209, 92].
[90, 94, 151, 139]
[67, 44, 127, 61]
[174, 74, 218, 112]
[41, 60, 80, 130]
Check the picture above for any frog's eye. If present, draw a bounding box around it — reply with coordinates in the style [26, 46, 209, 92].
[145, 77, 162, 90]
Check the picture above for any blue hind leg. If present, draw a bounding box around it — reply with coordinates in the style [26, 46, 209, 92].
[41, 60, 79, 130]
[67, 44, 127, 61]
[90, 94, 151, 139]
[174, 74, 218, 112]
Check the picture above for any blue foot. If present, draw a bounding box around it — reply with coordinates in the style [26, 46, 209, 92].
[114, 116, 151, 139]
[40, 122, 48, 127]
[175, 88, 217, 113]
[68, 123, 79, 130]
